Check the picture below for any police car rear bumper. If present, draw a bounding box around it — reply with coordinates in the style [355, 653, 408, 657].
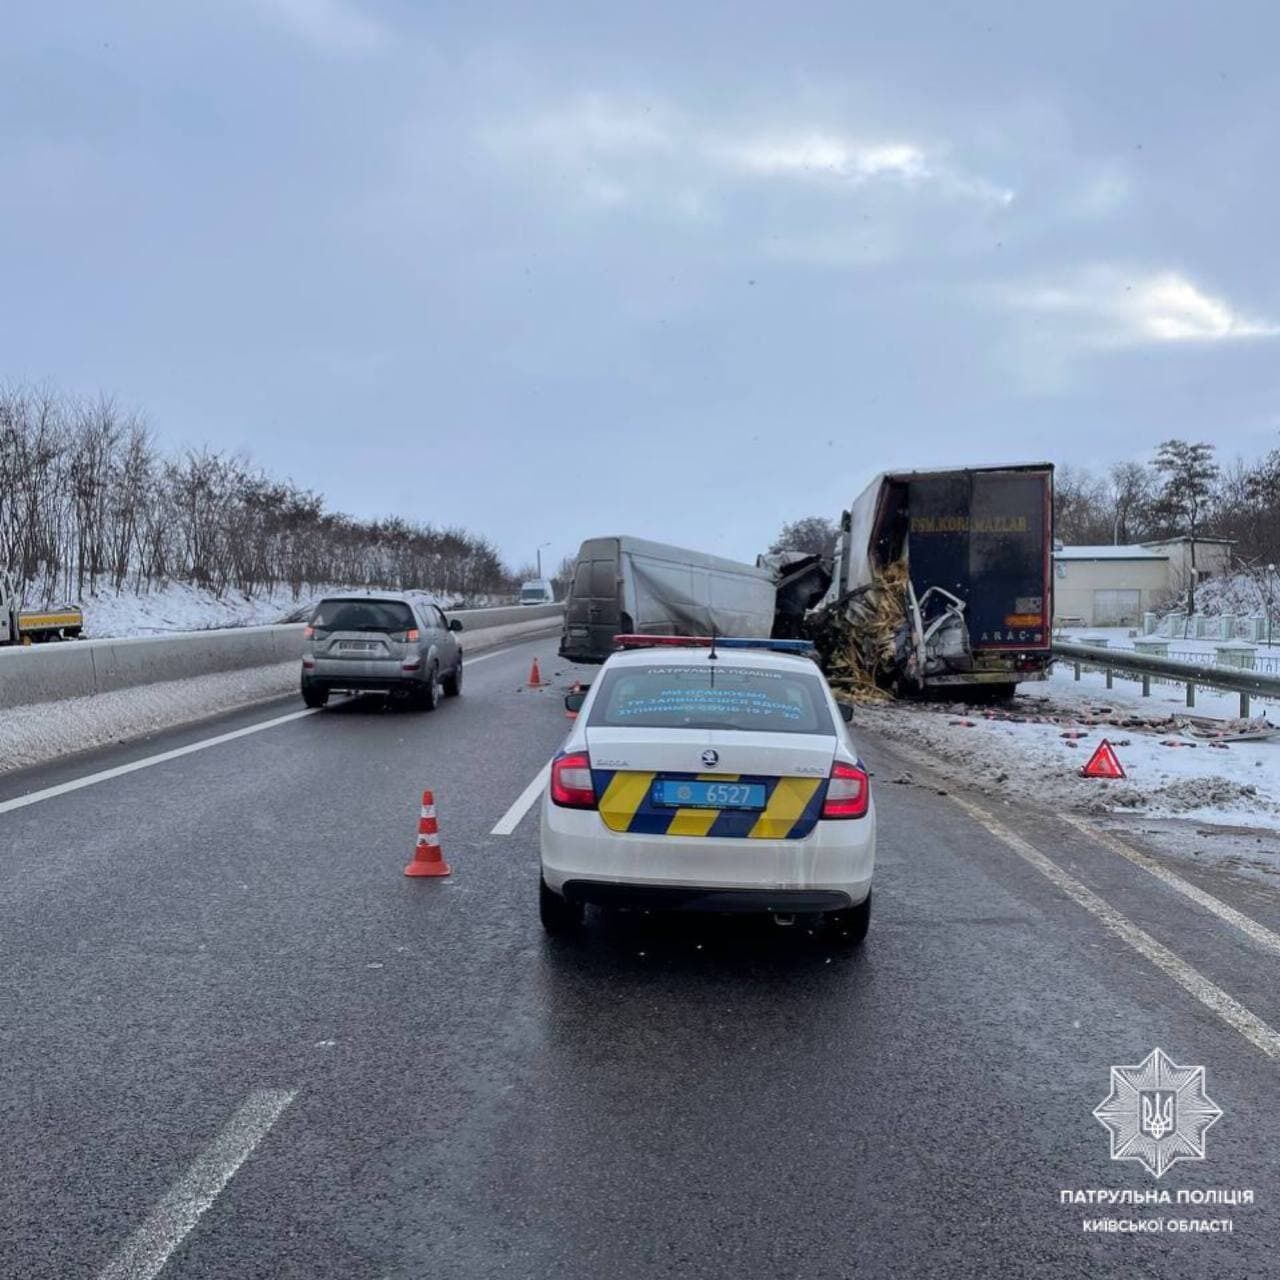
[560, 882, 853, 912]
[540, 796, 875, 905]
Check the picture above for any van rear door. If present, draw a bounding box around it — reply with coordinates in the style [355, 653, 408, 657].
[561, 542, 621, 662]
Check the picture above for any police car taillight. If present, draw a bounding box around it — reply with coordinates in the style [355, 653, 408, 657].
[550, 751, 596, 809]
[822, 761, 870, 819]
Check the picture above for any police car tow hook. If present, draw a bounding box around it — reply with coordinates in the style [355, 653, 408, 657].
[772, 912, 797, 928]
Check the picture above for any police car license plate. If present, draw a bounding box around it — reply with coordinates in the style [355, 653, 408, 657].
[653, 780, 767, 810]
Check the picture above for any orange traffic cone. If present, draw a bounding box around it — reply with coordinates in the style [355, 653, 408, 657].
[527, 657, 545, 688]
[404, 790, 451, 877]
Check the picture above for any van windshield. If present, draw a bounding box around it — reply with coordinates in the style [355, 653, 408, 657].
[521, 586, 548, 602]
[310, 600, 416, 633]
[588, 663, 834, 735]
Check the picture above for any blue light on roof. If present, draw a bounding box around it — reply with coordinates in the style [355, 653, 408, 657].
[715, 638, 817, 654]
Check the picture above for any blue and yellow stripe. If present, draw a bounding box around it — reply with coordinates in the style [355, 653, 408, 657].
[591, 770, 826, 840]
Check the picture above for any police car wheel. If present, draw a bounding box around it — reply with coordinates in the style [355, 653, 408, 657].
[540, 876, 584, 934]
[825, 891, 871, 946]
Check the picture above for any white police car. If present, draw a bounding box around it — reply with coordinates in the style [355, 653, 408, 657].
[539, 637, 876, 942]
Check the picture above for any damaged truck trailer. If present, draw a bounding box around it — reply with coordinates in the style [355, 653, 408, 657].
[815, 464, 1054, 697]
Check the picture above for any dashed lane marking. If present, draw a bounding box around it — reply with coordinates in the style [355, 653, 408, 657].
[95, 1088, 297, 1280]
[492, 763, 551, 835]
[950, 793, 1280, 1062]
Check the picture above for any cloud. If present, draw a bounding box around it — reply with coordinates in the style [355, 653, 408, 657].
[254, 0, 388, 56]
[718, 134, 928, 182]
[489, 94, 675, 165]
[1009, 267, 1280, 345]
[481, 93, 1013, 221]
[716, 131, 1013, 206]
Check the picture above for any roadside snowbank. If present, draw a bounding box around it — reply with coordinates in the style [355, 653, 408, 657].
[856, 663, 1280, 829]
[71, 582, 449, 638]
[0, 661, 298, 775]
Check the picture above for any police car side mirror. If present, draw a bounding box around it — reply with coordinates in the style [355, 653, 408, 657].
[564, 691, 586, 713]
[448, 618, 464, 632]
[838, 701, 855, 723]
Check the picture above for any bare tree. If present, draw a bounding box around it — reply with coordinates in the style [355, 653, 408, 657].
[1107, 461, 1156, 545]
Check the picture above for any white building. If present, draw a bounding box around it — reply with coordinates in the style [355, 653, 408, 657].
[1053, 537, 1234, 626]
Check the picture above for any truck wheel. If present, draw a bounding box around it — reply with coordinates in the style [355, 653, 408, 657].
[825, 891, 871, 946]
[302, 683, 329, 709]
[442, 660, 463, 697]
[540, 876, 584, 935]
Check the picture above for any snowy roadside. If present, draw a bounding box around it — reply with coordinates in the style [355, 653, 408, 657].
[853, 662, 1280, 833]
[43, 581, 461, 639]
[0, 661, 298, 776]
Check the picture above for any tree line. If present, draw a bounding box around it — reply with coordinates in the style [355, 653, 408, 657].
[1055, 439, 1280, 587]
[0, 386, 510, 604]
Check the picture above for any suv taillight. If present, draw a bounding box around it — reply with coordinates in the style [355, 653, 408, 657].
[550, 751, 596, 809]
[822, 760, 870, 819]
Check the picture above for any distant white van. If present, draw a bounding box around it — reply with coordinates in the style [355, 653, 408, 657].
[520, 579, 556, 605]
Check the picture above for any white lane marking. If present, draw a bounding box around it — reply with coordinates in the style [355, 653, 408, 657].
[950, 794, 1280, 1061]
[0, 642, 536, 817]
[1060, 813, 1280, 961]
[95, 1088, 296, 1280]
[0, 709, 319, 817]
[491, 763, 550, 835]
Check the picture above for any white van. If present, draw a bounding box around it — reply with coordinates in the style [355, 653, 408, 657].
[558, 536, 777, 663]
[520, 579, 556, 605]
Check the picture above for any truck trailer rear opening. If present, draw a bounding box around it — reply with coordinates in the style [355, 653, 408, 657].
[824, 464, 1054, 695]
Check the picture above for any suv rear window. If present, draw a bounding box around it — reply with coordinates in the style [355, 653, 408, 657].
[310, 599, 416, 633]
[588, 663, 833, 735]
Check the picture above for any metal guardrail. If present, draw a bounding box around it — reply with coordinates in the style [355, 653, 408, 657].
[1052, 641, 1280, 717]
[1165, 648, 1280, 677]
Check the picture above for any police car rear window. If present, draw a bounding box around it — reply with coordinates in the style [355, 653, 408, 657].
[588, 664, 834, 735]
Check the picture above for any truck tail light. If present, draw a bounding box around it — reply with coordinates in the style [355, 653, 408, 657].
[550, 751, 596, 809]
[822, 761, 870, 819]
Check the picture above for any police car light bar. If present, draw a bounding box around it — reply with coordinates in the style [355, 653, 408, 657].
[612, 634, 817, 656]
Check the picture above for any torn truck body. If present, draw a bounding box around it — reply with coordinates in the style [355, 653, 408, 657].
[820, 464, 1054, 693]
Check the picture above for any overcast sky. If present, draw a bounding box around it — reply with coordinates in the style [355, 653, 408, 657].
[4, 2, 1279, 572]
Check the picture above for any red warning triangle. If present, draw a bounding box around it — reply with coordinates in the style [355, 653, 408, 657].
[1081, 738, 1126, 780]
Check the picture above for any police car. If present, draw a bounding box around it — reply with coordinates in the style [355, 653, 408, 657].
[539, 636, 876, 942]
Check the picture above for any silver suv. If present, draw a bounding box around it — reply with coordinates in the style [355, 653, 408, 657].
[300, 592, 464, 710]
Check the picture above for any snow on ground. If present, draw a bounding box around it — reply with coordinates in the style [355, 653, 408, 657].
[1057, 622, 1280, 658]
[74, 582, 448, 638]
[0, 661, 298, 776]
[856, 661, 1280, 831]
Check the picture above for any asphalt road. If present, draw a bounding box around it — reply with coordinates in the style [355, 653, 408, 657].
[3, 635, 1280, 1279]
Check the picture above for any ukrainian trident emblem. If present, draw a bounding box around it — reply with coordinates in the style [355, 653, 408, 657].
[1140, 1090, 1175, 1141]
